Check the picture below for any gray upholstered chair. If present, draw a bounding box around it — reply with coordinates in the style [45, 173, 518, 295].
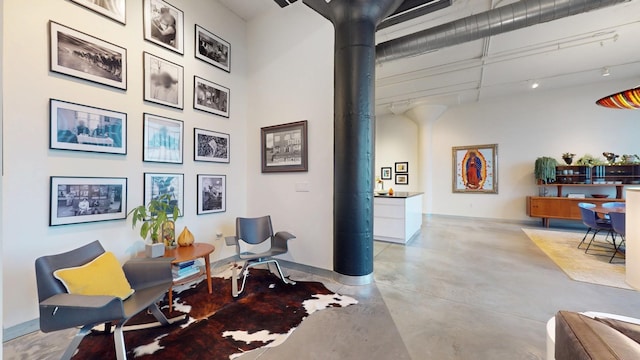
[35, 241, 187, 360]
[225, 216, 296, 297]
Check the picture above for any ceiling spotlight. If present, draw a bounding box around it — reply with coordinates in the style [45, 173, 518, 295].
[531, 81, 540, 89]
[601, 67, 611, 77]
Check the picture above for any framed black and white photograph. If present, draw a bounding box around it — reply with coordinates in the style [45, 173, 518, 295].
[395, 173, 409, 185]
[50, 21, 127, 90]
[70, 0, 126, 24]
[144, 0, 184, 54]
[195, 24, 230, 72]
[193, 76, 229, 117]
[143, 113, 183, 164]
[381, 167, 392, 180]
[144, 173, 184, 217]
[143, 52, 184, 109]
[50, 99, 127, 155]
[395, 162, 409, 173]
[50, 177, 127, 226]
[194, 128, 229, 163]
[261, 120, 308, 173]
[197, 174, 226, 215]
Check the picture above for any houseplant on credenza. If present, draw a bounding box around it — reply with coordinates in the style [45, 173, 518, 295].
[534, 156, 558, 184]
[128, 194, 181, 257]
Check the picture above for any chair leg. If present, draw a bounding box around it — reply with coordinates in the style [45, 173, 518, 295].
[114, 324, 127, 360]
[60, 325, 92, 360]
[578, 228, 592, 249]
[270, 260, 296, 285]
[584, 229, 600, 253]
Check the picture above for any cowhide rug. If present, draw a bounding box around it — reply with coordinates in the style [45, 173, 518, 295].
[72, 266, 357, 359]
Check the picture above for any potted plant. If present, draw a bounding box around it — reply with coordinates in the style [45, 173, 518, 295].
[128, 194, 181, 257]
[534, 157, 558, 184]
[562, 152, 576, 165]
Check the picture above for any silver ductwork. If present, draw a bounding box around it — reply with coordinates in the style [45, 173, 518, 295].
[376, 0, 630, 63]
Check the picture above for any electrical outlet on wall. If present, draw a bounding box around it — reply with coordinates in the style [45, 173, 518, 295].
[295, 182, 310, 192]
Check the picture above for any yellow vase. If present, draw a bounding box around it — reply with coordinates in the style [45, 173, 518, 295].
[178, 226, 195, 247]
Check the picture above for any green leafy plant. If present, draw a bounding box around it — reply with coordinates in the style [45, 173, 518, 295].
[128, 194, 181, 243]
[534, 157, 558, 183]
[575, 154, 606, 167]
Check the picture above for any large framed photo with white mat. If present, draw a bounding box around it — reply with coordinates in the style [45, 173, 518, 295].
[143, 52, 184, 109]
[143, 113, 183, 164]
[143, 0, 184, 54]
[70, 0, 126, 24]
[144, 173, 184, 217]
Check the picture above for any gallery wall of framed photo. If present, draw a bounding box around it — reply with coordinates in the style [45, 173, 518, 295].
[1, 0, 249, 329]
[374, 114, 420, 192]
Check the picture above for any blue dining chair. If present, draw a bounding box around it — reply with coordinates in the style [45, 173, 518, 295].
[601, 202, 625, 220]
[608, 211, 626, 263]
[577, 203, 615, 254]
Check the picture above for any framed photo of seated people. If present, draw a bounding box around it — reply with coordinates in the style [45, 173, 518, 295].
[195, 24, 230, 72]
[49, 21, 127, 90]
[193, 76, 230, 118]
[143, 113, 183, 164]
[50, 177, 128, 226]
[197, 174, 226, 215]
[50, 99, 127, 155]
[143, 52, 184, 109]
[143, 0, 184, 54]
[261, 120, 308, 173]
[144, 173, 184, 218]
[70, 0, 126, 24]
[452, 144, 498, 194]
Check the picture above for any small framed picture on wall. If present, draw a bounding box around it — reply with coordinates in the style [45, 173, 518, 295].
[261, 121, 308, 173]
[143, 0, 184, 54]
[381, 167, 392, 180]
[197, 174, 226, 215]
[143, 52, 184, 109]
[143, 113, 183, 164]
[395, 174, 409, 185]
[193, 76, 230, 117]
[194, 128, 229, 163]
[395, 162, 409, 173]
[144, 173, 184, 217]
[195, 24, 230, 72]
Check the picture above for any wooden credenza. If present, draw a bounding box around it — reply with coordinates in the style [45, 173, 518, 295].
[526, 196, 625, 227]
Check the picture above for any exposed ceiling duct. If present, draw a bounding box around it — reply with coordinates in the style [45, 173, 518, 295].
[376, 0, 631, 64]
[378, 0, 452, 30]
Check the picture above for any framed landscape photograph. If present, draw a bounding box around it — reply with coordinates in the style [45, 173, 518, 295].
[70, 0, 126, 24]
[144, 52, 184, 109]
[50, 99, 126, 155]
[194, 128, 229, 163]
[261, 120, 308, 173]
[193, 76, 229, 117]
[143, 113, 183, 164]
[452, 144, 498, 194]
[144, 173, 184, 217]
[50, 21, 127, 90]
[195, 24, 230, 72]
[197, 174, 226, 215]
[381, 167, 392, 180]
[50, 177, 127, 226]
[395, 162, 408, 173]
[143, 0, 184, 54]
[395, 173, 409, 185]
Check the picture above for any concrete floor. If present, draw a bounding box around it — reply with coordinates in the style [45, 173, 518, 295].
[5, 216, 640, 359]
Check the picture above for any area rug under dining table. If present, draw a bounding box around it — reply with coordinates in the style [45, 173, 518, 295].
[523, 228, 631, 290]
[71, 266, 358, 359]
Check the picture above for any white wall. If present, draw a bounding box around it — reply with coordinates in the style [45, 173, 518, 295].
[2, 0, 247, 329]
[375, 114, 419, 192]
[427, 80, 640, 220]
[0, 0, 4, 348]
[246, 4, 334, 270]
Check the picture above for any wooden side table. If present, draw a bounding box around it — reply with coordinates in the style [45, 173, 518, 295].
[163, 243, 215, 311]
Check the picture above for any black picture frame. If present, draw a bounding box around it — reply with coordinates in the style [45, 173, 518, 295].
[197, 174, 226, 215]
[50, 99, 127, 155]
[395, 173, 409, 185]
[70, 0, 126, 24]
[195, 24, 230, 72]
[49, 21, 127, 90]
[50, 176, 127, 226]
[143, 52, 184, 109]
[395, 162, 409, 174]
[143, 113, 183, 164]
[144, 173, 184, 217]
[194, 128, 230, 163]
[381, 167, 392, 180]
[193, 76, 230, 118]
[143, 0, 184, 54]
[261, 121, 308, 173]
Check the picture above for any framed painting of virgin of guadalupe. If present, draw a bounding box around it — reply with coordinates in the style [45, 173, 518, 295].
[452, 144, 498, 193]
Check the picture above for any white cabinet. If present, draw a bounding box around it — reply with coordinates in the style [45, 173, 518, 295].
[374, 193, 423, 244]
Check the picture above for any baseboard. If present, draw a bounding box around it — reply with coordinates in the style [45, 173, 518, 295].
[3, 318, 39, 342]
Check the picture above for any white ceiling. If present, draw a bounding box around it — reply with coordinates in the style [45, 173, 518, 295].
[219, 0, 640, 112]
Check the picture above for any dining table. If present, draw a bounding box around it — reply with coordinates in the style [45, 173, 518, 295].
[592, 204, 626, 216]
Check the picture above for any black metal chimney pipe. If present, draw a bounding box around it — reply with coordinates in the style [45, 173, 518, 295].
[304, 0, 403, 283]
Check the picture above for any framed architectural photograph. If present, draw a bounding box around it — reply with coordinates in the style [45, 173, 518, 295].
[195, 24, 230, 72]
[381, 167, 392, 180]
[452, 144, 498, 194]
[194, 128, 229, 163]
[144, 173, 184, 217]
[143, 0, 184, 54]
[143, 113, 183, 164]
[50, 21, 127, 90]
[50, 99, 126, 155]
[395, 173, 409, 185]
[197, 174, 226, 215]
[50, 177, 127, 226]
[261, 121, 308, 173]
[70, 0, 126, 24]
[143, 52, 183, 109]
[193, 76, 229, 117]
[395, 162, 409, 173]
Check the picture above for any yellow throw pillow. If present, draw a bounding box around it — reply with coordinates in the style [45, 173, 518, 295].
[54, 251, 134, 300]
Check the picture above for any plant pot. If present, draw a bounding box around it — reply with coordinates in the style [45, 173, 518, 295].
[145, 243, 165, 258]
[563, 157, 573, 165]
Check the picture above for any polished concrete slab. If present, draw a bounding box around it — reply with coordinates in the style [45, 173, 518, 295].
[5, 216, 640, 359]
